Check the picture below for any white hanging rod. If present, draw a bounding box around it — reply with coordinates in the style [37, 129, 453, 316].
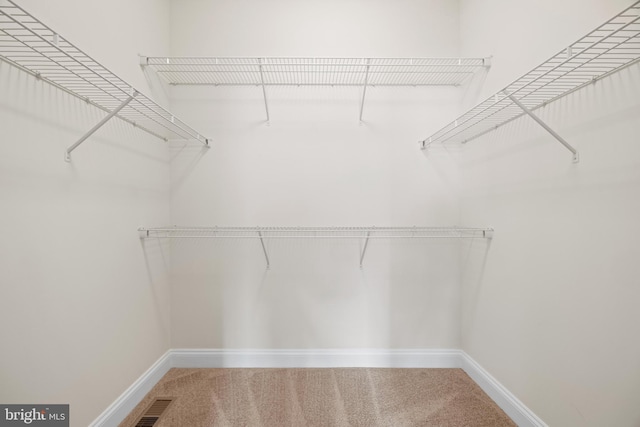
[0, 0, 210, 161]
[138, 226, 494, 239]
[421, 0, 640, 163]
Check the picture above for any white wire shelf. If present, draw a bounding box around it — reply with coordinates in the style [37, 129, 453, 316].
[139, 226, 493, 269]
[0, 0, 210, 160]
[142, 57, 489, 87]
[422, 0, 640, 162]
[138, 226, 493, 239]
[142, 56, 489, 122]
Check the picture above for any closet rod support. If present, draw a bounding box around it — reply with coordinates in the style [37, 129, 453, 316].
[65, 92, 138, 162]
[359, 59, 371, 123]
[258, 230, 270, 270]
[259, 59, 270, 124]
[504, 91, 579, 163]
[359, 231, 371, 268]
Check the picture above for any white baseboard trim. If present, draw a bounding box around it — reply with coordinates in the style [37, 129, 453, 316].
[171, 348, 462, 368]
[91, 348, 546, 427]
[460, 352, 548, 427]
[89, 350, 172, 427]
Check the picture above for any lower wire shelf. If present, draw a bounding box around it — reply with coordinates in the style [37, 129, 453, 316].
[138, 226, 493, 239]
[138, 226, 493, 269]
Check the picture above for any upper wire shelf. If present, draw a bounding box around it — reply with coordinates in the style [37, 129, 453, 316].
[0, 0, 210, 160]
[142, 56, 489, 122]
[422, 0, 640, 159]
[138, 226, 493, 239]
[142, 57, 489, 87]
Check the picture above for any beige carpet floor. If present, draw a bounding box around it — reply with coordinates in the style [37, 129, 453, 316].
[120, 368, 516, 427]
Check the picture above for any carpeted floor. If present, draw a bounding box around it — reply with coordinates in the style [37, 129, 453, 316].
[120, 368, 516, 426]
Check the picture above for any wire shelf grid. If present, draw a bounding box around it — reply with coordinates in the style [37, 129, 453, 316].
[143, 57, 488, 87]
[422, 1, 640, 146]
[0, 0, 209, 145]
[138, 226, 494, 239]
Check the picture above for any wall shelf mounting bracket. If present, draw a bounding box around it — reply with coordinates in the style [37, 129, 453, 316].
[359, 59, 371, 123]
[257, 230, 270, 270]
[64, 91, 138, 162]
[258, 59, 270, 124]
[359, 231, 371, 268]
[504, 91, 579, 163]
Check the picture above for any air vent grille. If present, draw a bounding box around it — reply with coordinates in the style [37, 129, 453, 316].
[135, 418, 158, 427]
[134, 398, 173, 427]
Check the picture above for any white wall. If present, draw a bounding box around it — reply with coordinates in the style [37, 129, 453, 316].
[0, 1, 172, 425]
[458, 1, 640, 426]
[169, 0, 460, 57]
[165, 0, 470, 350]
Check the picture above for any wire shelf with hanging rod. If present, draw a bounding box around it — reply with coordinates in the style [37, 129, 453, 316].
[420, 0, 640, 163]
[0, 0, 211, 161]
[138, 226, 494, 269]
[141, 57, 489, 87]
[138, 226, 493, 239]
[141, 56, 490, 122]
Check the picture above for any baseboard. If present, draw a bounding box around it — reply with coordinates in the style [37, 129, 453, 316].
[89, 350, 172, 427]
[460, 352, 548, 427]
[91, 348, 546, 427]
[171, 348, 462, 368]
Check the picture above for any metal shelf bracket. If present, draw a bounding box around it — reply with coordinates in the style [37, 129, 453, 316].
[359, 59, 371, 123]
[419, 137, 432, 151]
[259, 58, 270, 124]
[504, 91, 579, 163]
[359, 231, 371, 269]
[64, 91, 138, 162]
[257, 230, 270, 270]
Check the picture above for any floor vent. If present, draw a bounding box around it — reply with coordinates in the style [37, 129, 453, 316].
[134, 398, 173, 427]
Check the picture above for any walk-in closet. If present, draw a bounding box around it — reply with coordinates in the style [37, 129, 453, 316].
[1, 0, 639, 425]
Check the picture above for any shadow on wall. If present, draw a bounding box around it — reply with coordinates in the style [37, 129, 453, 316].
[460, 61, 491, 111]
[140, 59, 212, 191]
[169, 140, 210, 191]
[460, 237, 493, 344]
[385, 238, 465, 348]
[138, 235, 493, 350]
[139, 237, 172, 340]
[140, 62, 172, 108]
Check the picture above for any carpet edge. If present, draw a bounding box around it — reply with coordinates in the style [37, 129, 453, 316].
[90, 349, 546, 427]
